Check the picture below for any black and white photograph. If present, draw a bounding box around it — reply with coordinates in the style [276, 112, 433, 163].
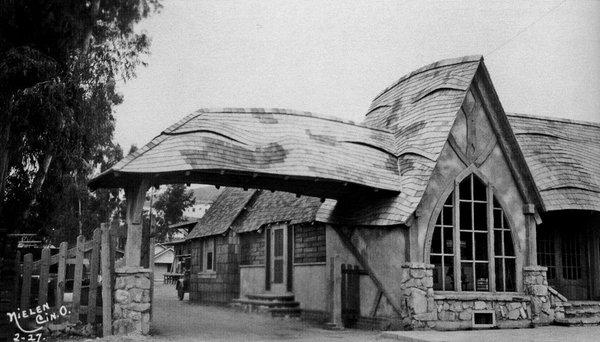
[0, 1, 599, 341]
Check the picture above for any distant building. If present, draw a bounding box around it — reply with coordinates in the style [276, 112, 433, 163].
[182, 186, 223, 220]
[153, 243, 175, 282]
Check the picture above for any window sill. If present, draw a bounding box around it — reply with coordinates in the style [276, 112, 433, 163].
[433, 291, 530, 302]
[197, 271, 217, 279]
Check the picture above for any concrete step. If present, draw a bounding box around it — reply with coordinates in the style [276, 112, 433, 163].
[270, 307, 302, 317]
[231, 298, 300, 308]
[245, 292, 295, 302]
[231, 293, 301, 318]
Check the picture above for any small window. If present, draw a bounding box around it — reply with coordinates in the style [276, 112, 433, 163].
[472, 311, 495, 328]
[203, 239, 215, 272]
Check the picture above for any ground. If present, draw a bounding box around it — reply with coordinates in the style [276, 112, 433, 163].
[63, 283, 600, 342]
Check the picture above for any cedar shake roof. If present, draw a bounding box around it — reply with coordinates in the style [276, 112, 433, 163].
[318, 56, 483, 225]
[507, 113, 600, 212]
[90, 55, 600, 228]
[88, 108, 399, 199]
[186, 187, 255, 239]
[232, 190, 322, 234]
[186, 188, 321, 239]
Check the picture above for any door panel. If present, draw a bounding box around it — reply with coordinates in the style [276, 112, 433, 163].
[270, 225, 287, 293]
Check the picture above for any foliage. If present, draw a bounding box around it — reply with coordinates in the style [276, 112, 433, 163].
[150, 184, 195, 242]
[0, 0, 160, 237]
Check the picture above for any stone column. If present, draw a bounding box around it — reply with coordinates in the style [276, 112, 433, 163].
[523, 266, 552, 325]
[113, 267, 153, 335]
[399, 262, 436, 329]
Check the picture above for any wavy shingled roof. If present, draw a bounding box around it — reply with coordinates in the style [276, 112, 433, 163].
[89, 108, 399, 199]
[508, 113, 600, 212]
[318, 56, 483, 225]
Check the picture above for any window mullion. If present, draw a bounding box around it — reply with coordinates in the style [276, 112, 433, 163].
[453, 180, 461, 292]
[488, 184, 496, 292]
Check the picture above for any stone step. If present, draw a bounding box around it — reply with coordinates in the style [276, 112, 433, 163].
[555, 316, 600, 326]
[231, 298, 300, 308]
[245, 292, 295, 302]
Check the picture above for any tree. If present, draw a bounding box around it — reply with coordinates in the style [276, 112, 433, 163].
[0, 0, 160, 235]
[151, 185, 195, 242]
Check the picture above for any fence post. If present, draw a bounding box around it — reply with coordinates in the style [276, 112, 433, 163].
[71, 235, 84, 323]
[21, 253, 32, 309]
[88, 228, 101, 323]
[101, 223, 112, 336]
[38, 247, 50, 306]
[56, 242, 68, 309]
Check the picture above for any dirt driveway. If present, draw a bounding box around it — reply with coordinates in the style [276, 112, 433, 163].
[145, 282, 380, 341]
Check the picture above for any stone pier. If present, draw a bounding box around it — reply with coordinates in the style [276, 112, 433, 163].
[399, 262, 436, 329]
[523, 265, 552, 325]
[112, 267, 153, 335]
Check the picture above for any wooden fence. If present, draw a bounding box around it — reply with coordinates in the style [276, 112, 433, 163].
[15, 223, 114, 334]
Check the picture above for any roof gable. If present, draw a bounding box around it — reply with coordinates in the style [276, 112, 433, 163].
[319, 56, 546, 225]
[233, 190, 322, 234]
[186, 187, 256, 239]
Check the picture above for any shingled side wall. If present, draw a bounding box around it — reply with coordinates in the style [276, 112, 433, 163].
[189, 232, 240, 304]
[293, 223, 326, 264]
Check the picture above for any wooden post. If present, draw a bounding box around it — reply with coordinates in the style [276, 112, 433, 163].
[125, 180, 149, 267]
[56, 242, 68, 308]
[88, 228, 101, 323]
[13, 251, 21, 308]
[71, 235, 84, 323]
[21, 253, 32, 309]
[524, 204, 537, 266]
[101, 223, 113, 337]
[38, 247, 50, 305]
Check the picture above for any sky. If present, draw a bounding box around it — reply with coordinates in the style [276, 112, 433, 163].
[113, 0, 600, 150]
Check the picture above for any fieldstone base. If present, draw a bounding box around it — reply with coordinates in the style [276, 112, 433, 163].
[398, 262, 436, 329]
[112, 267, 153, 335]
[523, 266, 553, 325]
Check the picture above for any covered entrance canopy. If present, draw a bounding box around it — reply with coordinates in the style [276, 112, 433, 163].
[88, 108, 400, 199]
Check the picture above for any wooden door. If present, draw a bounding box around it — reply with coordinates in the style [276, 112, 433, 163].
[270, 225, 287, 293]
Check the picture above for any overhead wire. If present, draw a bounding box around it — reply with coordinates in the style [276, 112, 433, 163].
[486, 0, 567, 57]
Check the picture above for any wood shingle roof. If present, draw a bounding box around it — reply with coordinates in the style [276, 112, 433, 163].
[186, 187, 255, 239]
[90, 55, 600, 229]
[319, 56, 483, 225]
[507, 113, 600, 212]
[89, 108, 399, 199]
[186, 187, 321, 239]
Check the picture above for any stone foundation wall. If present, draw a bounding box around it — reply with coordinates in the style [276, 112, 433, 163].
[113, 267, 153, 335]
[396, 263, 560, 330]
[432, 294, 531, 330]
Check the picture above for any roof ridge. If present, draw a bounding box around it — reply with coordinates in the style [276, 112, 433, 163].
[507, 112, 600, 129]
[371, 55, 483, 103]
[189, 107, 393, 133]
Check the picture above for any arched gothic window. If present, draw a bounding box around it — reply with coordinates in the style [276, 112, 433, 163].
[430, 174, 516, 292]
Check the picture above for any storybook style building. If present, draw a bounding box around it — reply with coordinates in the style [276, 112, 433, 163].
[90, 56, 600, 330]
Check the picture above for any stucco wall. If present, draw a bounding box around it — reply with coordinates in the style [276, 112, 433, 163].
[293, 264, 327, 311]
[239, 265, 265, 296]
